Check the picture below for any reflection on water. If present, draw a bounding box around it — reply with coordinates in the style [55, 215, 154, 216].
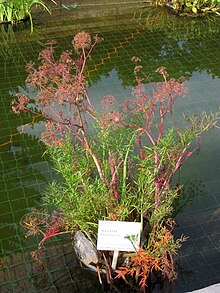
[0, 6, 220, 291]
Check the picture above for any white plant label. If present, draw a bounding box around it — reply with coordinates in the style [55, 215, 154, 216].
[97, 220, 141, 251]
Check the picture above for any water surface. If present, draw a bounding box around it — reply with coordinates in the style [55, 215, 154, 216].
[0, 7, 220, 291]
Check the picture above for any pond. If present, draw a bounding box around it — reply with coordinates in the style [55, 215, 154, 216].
[0, 3, 220, 292]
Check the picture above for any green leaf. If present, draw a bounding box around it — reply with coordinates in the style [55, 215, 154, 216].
[192, 6, 198, 13]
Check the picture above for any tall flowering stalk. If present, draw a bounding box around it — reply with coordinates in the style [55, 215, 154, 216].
[12, 32, 106, 186]
[13, 32, 219, 292]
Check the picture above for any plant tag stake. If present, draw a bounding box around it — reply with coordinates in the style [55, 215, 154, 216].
[97, 221, 141, 269]
[112, 250, 119, 270]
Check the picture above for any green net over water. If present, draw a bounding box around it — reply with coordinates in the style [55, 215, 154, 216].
[0, 3, 220, 292]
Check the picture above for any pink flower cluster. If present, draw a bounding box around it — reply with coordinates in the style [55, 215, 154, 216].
[72, 31, 91, 52]
[11, 94, 30, 114]
[101, 95, 116, 109]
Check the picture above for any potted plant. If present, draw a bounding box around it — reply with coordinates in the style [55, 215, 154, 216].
[157, 0, 220, 15]
[0, 0, 57, 32]
[12, 32, 219, 292]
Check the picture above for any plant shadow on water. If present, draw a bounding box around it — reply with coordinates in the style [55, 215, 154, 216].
[0, 7, 220, 292]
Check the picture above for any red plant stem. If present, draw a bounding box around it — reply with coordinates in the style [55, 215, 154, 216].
[154, 146, 194, 209]
[109, 152, 119, 201]
[78, 47, 97, 109]
[119, 122, 156, 146]
[120, 120, 161, 206]
[80, 48, 87, 75]
[38, 230, 77, 249]
[137, 133, 144, 160]
[76, 105, 106, 187]
[157, 108, 165, 143]
[163, 146, 193, 191]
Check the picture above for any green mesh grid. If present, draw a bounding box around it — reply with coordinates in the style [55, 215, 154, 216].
[0, 4, 220, 292]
